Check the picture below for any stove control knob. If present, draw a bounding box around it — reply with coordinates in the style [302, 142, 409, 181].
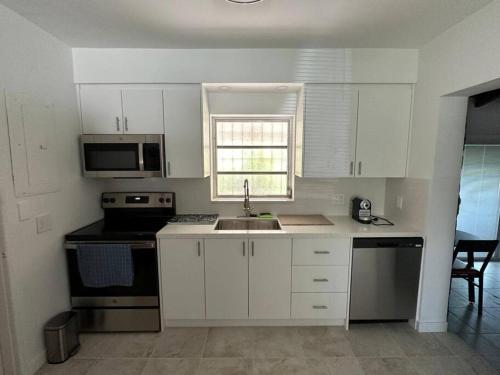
[159, 197, 165, 203]
[102, 198, 109, 203]
[110, 198, 116, 203]
[165, 198, 171, 203]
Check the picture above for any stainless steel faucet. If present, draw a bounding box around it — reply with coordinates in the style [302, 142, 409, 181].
[243, 179, 252, 217]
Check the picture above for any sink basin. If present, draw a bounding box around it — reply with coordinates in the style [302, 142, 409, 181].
[215, 218, 282, 231]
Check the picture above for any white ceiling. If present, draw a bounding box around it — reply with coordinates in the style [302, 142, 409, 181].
[1, 0, 493, 48]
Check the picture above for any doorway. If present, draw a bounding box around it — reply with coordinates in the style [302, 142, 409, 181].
[448, 90, 500, 365]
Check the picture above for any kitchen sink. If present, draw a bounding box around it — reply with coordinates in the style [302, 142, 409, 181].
[215, 218, 282, 231]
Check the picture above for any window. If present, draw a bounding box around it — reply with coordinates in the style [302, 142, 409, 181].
[211, 116, 294, 200]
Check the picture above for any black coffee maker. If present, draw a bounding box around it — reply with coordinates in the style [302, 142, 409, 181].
[351, 197, 372, 224]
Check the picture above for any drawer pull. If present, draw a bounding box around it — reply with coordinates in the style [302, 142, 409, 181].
[314, 251, 330, 254]
[313, 278, 329, 282]
[312, 305, 328, 310]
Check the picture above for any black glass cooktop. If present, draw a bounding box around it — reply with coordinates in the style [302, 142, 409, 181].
[65, 219, 170, 241]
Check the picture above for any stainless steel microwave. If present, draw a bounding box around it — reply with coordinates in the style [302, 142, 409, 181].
[80, 134, 165, 178]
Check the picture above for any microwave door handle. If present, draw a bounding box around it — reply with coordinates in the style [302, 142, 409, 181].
[138, 143, 145, 171]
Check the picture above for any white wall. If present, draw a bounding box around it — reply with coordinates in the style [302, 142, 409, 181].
[101, 177, 387, 217]
[387, 0, 500, 332]
[0, 5, 102, 374]
[72, 48, 418, 84]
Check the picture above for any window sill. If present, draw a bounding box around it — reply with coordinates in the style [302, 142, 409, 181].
[211, 197, 294, 203]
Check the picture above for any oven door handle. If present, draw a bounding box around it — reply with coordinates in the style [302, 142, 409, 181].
[65, 242, 156, 250]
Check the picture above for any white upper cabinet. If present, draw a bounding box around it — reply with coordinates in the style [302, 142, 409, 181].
[303, 84, 358, 177]
[249, 238, 291, 319]
[80, 86, 123, 134]
[303, 84, 412, 178]
[164, 84, 203, 178]
[121, 89, 164, 134]
[355, 85, 412, 177]
[80, 86, 164, 134]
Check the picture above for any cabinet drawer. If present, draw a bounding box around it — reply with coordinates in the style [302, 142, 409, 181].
[292, 266, 348, 292]
[293, 238, 350, 265]
[291, 293, 347, 319]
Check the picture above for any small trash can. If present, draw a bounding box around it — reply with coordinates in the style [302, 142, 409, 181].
[44, 311, 80, 363]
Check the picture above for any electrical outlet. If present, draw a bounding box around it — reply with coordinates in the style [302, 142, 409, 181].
[396, 195, 404, 209]
[36, 213, 53, 233]
[332, 194, 345, 205]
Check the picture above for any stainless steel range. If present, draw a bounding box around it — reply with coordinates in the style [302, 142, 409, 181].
[64, 192, 175, 332]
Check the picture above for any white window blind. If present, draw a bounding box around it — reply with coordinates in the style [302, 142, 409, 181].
[212, 117, 293, 199]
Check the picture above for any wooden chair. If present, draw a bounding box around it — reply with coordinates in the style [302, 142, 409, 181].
[451, 240, 499, 314]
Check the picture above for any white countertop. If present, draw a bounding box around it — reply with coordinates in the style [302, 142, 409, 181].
[156, 216, 422, 239]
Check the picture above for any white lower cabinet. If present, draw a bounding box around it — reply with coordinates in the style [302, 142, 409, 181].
[205, 238, 249, 319]
[291, 293, 348, 319]
[160, 239, 205, 319]
[249, 238, 291, 319]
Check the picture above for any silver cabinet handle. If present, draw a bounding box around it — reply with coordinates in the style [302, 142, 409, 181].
[242, 241, 246, 256]
[124, 116, 128, 132]
[167, 161, 171, 176]
[313, 278, 329, 282]
[350, 161, 354, 176]
[314, 251, 330, 254]
[197, 241, 201, 257]
[115, 116, 120, 131]
[251, 241, 254, 256]
[313, 305, 328, 310]
[358, 161, 362, 176]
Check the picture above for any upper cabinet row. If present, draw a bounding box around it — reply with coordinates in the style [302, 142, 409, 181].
[303, 84, 412, 178]
[78, 83, 412, 179]
[79, 85, 203, 178]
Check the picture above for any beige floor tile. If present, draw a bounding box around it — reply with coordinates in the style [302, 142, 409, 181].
[432, 332, 477, 356]
[76, 333, 158, 359]
[36, 359, 96, 375]
[323, 357, 365, 375]
[251, 327, 304, 358]
[151, 328, 209, 358]
[197, 358, 251, 375]
[347, 324, 405, 357]
[462, 354, 500, 375]
[296, 326, 355, 357]
[203, 327, 255, 358]
[86, 358, 147, 375]
[251, 358, 330, 375]
[384, 323, 453, 357]
[141, 358, 200, 375]
[359, 357, 419, 375]
[410, 356, 480, 375]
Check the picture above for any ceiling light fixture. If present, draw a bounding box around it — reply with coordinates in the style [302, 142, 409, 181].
[226, 0, 264, 4]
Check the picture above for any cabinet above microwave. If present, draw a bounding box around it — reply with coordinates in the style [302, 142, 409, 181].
[80, 134, 165, 178]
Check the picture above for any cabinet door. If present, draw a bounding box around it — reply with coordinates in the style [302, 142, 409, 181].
[122, 89, 164, 134]
[205, 238, 248, 319]
[303, 84, 358, 177]
[355, 85, 412, 177]
[80, 86, 123, 134]
[164, 84, 203, 178]
[160, 239, 205, 320]
[249, 238, 291, 319]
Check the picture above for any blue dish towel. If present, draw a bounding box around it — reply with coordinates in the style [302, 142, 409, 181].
[77, 244, 134, 288]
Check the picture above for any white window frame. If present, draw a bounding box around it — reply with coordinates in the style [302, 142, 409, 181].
[210, 114, 295, 202]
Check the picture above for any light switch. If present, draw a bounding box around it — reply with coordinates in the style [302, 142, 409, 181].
[36, 213, 52, 233]
[17, 200, 31, 221]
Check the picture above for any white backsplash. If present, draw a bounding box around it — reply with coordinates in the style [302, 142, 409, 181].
[101, 177, 386, 216]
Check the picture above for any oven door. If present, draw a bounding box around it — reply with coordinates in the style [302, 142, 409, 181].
[65, 241, 159, 308]
[80, 134, 165, 178]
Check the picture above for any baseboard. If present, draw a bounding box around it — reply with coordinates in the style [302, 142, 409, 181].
[165, 319, 346, 328]
[414, 320, 448, 332]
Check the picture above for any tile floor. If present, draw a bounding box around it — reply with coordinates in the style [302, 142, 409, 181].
[36, 322, 497, 374]
[448, 260, 500, 372]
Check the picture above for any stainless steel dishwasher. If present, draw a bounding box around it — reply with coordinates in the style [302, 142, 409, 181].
[350, 237, 424, 321]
